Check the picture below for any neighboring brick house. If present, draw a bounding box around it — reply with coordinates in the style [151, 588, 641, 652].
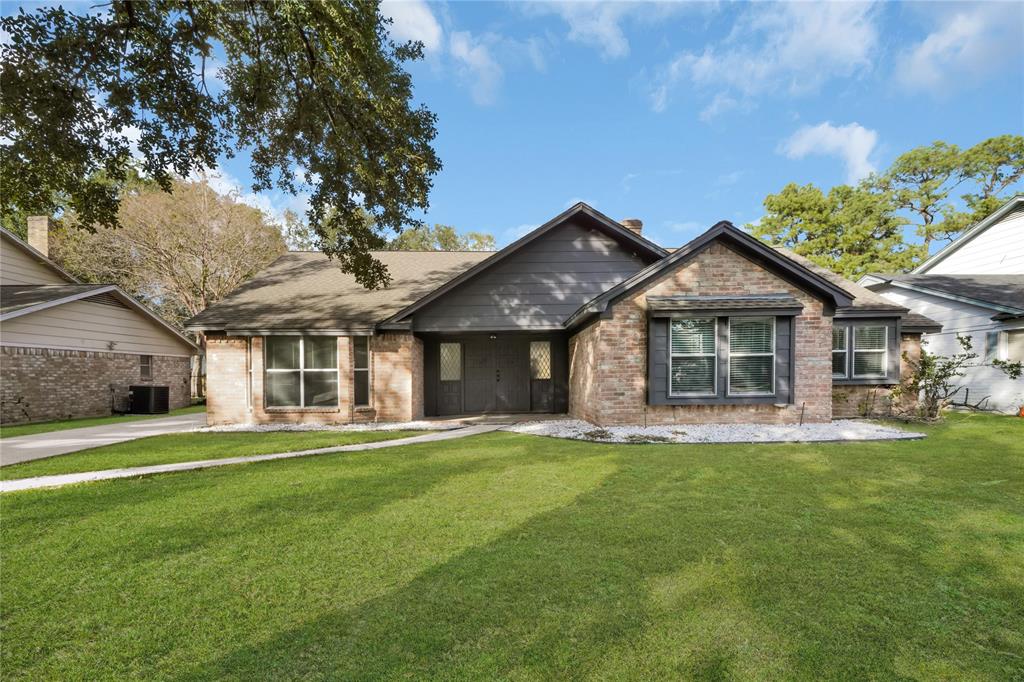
[187, 203, 939, 426]
[1, 221, 197, 424]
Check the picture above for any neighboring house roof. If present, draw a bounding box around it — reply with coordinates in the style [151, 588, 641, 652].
[862, 274, 1024, 319]
[0, 226, 79, 283]
[0, 283, 199, 351]
[1, 284, 117, 317]
[185, 250, 493, 333]
[912, 195, 1024, 274]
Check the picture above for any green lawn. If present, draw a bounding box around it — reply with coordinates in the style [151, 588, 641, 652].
[0, 430, 422, 480]
[0, 404, 207, 439]
[2, 413, 1022, 680]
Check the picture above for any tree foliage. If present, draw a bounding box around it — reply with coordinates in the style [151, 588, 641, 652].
[51, 178, 286, 329]
[892, 336, 1023, 420]
[1, 0, 440, 288]
[754, 183, 921, 279]
[754, 135, 1024, 276]
[389, 224, 495, 251]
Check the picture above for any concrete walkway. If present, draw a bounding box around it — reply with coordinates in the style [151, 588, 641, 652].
[0, 424, 503, 493]
[0, 413, 207, 467]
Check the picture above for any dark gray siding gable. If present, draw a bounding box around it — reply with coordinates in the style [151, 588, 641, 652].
[412, 218, 653, 332]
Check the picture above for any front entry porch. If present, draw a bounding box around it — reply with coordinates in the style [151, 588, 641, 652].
[421, 332, 569, 417]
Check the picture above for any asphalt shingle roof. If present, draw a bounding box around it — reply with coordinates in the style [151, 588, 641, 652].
[868, 274, 1024, 313]
[186, 251, 494, 331]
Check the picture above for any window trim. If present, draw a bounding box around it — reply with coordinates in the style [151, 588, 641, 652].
[264, 336, 340, 409]
[139, 354, 153, 380]
[668, 317, 718, 398]
[832, 326, 849, 379]
[727, 316, 776, 397]
[352, 335, 371, 408]
[852, 324, 888, 379]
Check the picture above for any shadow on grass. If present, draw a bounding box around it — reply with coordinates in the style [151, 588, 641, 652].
[174, 437, 1023, 680]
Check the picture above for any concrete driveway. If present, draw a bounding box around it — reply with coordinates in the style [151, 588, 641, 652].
[0, 413, 206, 467]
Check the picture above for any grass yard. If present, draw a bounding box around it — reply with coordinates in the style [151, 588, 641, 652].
[0, 404, 207, 439]
[2, 413, 1022, 680]
[0, 430, 422, 480]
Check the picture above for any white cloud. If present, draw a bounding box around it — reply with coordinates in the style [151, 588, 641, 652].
[651, 2, 878, 114]
[699, 93, 739, 121]
[524, 2, 698, 61]
[894, 4, 1023, 93]
[196, 166, 310, 226]
[380, 0, 443, 53]
[779, 122, 879, 183]
[449, 31, 503, 106]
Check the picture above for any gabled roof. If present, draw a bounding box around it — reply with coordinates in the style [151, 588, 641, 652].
[377, 203, 668, 329]
[1, 283, 199, 351]
[913, 195, 1024, 274]
[0, 226, 79, 283]
[862, 273, 1024, 318]
[185, 250, 492, 332]
[564, 221, 855, 329]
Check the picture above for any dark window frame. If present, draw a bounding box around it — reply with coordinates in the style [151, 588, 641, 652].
[831, 319, 900, 386]
[264, 336, 340, 409]
[651, 315, 791, 406]
[353, 336, 371, 408]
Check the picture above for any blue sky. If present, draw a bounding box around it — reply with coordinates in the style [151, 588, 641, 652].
[7, 1, 1024, 249]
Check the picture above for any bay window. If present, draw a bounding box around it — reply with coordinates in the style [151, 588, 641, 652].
[265, 336, 339, 408]
[728, 317, 775, 395]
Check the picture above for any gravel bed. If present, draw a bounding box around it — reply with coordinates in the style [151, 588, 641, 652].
[198, 420, 459, 434]
[504, 419, 923, 444]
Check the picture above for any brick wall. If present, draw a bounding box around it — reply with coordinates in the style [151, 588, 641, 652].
[832, 332, 923, 418]
[205, 332, 422, 425]
[567, 242, 833, 426]
[1, 346, 190, 424]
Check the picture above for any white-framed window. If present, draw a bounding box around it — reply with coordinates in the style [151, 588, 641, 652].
[139, 354, 153, 380]
[265, 336, 339, 408]
[853, 325, 887, 378]
[669, 318, 717, 396]
[728, 317, 775, 395]
[832, 327, 848, 378]
[984, 331, 1001, 362]
[353, 336, 371, 407]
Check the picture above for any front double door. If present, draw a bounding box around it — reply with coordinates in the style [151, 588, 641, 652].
[464, 337, 530, 413]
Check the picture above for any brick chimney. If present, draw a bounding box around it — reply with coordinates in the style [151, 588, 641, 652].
[27, 216, 50, 257]
[620, 218, 643, 236]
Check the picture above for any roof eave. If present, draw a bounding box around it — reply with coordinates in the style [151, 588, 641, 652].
[913, 195, 1024, 274]
[886, 280, 1024, 316]
[565, 222, 855, 329]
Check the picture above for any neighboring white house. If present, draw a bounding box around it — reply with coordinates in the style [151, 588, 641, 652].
[1, 218, 197, 424]
[860, 195, 1024, 414]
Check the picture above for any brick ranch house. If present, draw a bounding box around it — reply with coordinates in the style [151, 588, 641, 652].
[1, 220, 197, 424]
[187, 203, 940, 426]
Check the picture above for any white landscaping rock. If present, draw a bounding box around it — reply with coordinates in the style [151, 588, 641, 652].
[197, 420, 458, 434]
[504, 419, 923, 444]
